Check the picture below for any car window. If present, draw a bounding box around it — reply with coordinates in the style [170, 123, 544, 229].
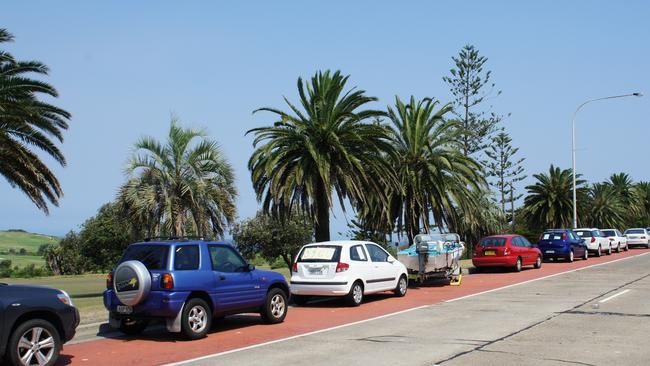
[350, 245, 368, 261]
[209, 245, 247, 272]
[575, 230, 592, 238]
[479, 237, 506, 247]
[542, 232, 563, 241]
[120, 245, 169, 270]
[297, 245, 342, 263]
[511, 237, 521, 247]
[625, 229, 644, 234]
[520, 237, 532, 247]
[365, 244, 389, 262]
[602, 230, 615, 237]
[174, 245, 200, 270]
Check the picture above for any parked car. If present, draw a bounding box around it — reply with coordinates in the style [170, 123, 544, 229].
[574, 228, 611, 256]
[290, 241, 409, 306]
[104, 239, 290, 340]
[624, 228, 650, 248]
[472, 235, 542, 272]
[601, 229, 628, 252]
[537, 229, 589, 262]
[0, 283, 79, 366]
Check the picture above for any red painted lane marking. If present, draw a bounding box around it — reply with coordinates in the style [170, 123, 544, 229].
[58, 249, 648, 366]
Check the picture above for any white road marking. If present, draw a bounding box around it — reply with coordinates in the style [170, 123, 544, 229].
[162, 251, 650, 366]
[598, 289, 631, 303]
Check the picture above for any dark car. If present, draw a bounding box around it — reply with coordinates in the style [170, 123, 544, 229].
[537, 229, 589, 262]
[0, 283, 79, 366]
[104, 239, 290, 340]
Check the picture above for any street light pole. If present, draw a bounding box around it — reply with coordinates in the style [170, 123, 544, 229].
[572, 92, 643, 229]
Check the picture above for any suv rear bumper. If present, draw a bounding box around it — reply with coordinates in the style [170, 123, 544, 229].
[104, 289, 188, 318]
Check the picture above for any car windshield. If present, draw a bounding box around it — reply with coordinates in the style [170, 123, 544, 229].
[574, 230, 593, 237]
[625, 229, 645, 234]
[602, 230, 616, 237]
[297, 245, 342, 262]
[119, 244, 169, 270]
[479, 237, 506, 247]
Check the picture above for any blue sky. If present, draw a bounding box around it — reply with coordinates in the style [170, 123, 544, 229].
[2, 1, 649, 237]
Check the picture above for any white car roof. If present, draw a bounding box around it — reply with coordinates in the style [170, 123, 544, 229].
[301, 240, 375, 248]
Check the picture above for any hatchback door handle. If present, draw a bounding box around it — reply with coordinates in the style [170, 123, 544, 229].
[219, 275, 226, 280]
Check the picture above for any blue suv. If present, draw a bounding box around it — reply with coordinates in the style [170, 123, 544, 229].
[103, 239, 289, 339]
[537, 229, 589, 262]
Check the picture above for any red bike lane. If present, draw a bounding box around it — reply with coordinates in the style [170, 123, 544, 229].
[58, 249, 648, 366]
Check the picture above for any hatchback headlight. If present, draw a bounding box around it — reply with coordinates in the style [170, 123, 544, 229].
[57, 290, 74, 307]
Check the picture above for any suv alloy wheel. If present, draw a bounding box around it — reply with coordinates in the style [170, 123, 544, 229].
[261, 288, 288, 323]
[181, 298, 212, 340]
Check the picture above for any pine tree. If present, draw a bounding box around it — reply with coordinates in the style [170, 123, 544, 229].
[443, 44, 506, 157]
[482, 131, 526, 228]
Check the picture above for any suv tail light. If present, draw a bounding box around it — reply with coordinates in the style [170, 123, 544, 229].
[562, 233, 567, 240]
[106, 272, 113, 289]
[161, 273, 174, 289]
[335, 262, 349, 273]
[591, 237, 596, 243]
[292, 262, 298, 273]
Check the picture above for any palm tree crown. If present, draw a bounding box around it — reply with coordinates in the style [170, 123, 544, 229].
[248, 70, 394, 241]
[386, 96, 485, 242]
[523, 165, 587, 229]
[0, 28, 71, 213]
[119, 118, 237, 238]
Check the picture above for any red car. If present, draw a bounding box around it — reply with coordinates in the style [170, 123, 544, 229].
[472, 235, 542, 272]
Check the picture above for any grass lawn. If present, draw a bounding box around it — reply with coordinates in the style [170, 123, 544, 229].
[0, 230, 59, 253]
[0, 254, 46, 267]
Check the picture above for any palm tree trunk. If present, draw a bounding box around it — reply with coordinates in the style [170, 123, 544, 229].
[314, 177, 330, 242]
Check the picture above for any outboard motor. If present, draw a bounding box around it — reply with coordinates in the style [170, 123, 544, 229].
[414, 234, 432, 281]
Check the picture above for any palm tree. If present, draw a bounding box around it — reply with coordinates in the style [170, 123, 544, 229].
[606, 172, 637, 226]
[386, 96, 485, 242]
[119, 118, 237, 238]
[632, 181, 650, 226]
[248, 70, 394, 241]
[585, 183, 626, 229]
[523, 165, 587, 229]
[0, 28, 71, 213]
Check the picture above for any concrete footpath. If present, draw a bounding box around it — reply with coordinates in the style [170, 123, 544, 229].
[178, 252, 650, 366]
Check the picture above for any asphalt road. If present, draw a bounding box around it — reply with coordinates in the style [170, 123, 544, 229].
[177, 251, 650, 366]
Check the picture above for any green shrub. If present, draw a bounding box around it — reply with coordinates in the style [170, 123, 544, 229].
[270, 257, 286, 269]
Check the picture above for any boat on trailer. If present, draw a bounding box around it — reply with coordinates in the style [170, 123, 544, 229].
[397, 233, 465, 284]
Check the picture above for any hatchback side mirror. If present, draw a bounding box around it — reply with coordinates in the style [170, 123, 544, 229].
[247, 264, 255, 271]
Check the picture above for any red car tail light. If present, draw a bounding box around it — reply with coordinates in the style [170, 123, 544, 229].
[504, 248, 511, 256]
[161, 273, 174, 289]
[335, 262, 350, 273]
[106, 272, 113, 289]
[292, 262, 298, 272]
[591, 237, 596, 243]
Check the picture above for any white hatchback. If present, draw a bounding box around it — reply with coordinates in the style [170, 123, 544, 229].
[290, 240, 409, 306]
[601, 229, 628, 252]
[574, 228, 612, 256]
[624, 228, 650, 248]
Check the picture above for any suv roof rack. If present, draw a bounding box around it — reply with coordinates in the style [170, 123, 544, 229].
[142, 236, 214, 242]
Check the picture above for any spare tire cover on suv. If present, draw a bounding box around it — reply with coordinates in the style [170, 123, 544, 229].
[113, 260, 151, 306]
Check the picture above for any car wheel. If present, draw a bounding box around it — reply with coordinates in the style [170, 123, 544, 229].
[181, 298, 212, 340]
[615, 244, 621, 253]
[567, 250, 574, 263]
[582, 249, 589, 260]
[119, 318, 148, 335]
[261, 288, 288, 324]
[291, 294, 310, 306]
[534, 255, 542, 269]
[607, 245, 612, 255]
[646, 242, 650, 249]
[596, 245, 602, 257]
[394, 275, 408, 297]
[513, 258, 522, 272]
[623, 244, 629, 252]
[8, 319, 61, 366]
[345, 281, 364, 306]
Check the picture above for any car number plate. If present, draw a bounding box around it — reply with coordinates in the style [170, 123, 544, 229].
[308, 267, 327, 275]
[546, 250, 555, 254]
[484, 250, 496, 256]
[117, 305, 133, 314]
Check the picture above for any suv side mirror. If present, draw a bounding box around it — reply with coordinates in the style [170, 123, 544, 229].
[246, 264, 255, 272]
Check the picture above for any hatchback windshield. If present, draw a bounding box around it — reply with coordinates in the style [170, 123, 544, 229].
[479, 237, 506, 247]
[120, 244, 169, 270]
[297, 245, 342, 262]
[625, 229, 646, 234]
